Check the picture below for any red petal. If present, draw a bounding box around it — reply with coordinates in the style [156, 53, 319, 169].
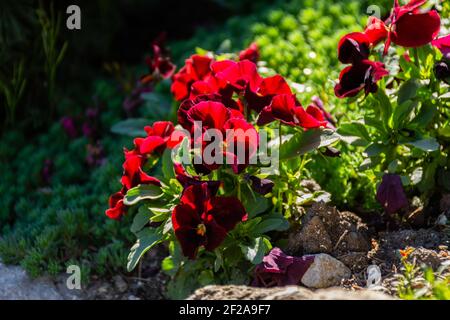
[364, 17, 388, 45]
[391, 10, 441, 48]
[208, 196, 247, 231]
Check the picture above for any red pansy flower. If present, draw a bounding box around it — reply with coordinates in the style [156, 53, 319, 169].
[334, 60, 389, 98]
[133, 121, 178, 155]
[174, 162, 221, 195]
[239, 42, 260, 63]
[106, 190, 126, 220]
[257, 94, 327, 129]
[246, 74, 293, 112]
[432, 35, 450, 59]
[121, 151, 161, 190]
[212, 59, 263, 93]
[172, 183, 247, 259]
[185, 100, 258, 173]
[382, 0, 440, 54]
[141, 43, 176, 84]
[171, 54, 214, 101]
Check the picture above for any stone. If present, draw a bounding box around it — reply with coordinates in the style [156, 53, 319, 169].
[0, 261, 62, 300]
[300, 253, 351, 289]
[188, 285, 394, 300]
[298, 216, 333, 253]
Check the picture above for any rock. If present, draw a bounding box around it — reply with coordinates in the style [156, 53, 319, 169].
[408, 247, 442, 270]
[287, 203, 370, 267]
[440, 194, 450, 214]
[300, 254, 351, 288]
[0, 261, 62, 300]
[113, 275, 128, 293]
[297, 216, 333, 253]
[188, 285, 394, 300]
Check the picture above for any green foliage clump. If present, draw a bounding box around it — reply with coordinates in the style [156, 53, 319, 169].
[0, 79, 135, 279]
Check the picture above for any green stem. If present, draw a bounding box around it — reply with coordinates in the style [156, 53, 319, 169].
[413, 48, 420, 69]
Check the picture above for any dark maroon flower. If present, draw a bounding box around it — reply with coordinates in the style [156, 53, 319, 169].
[338, 32, 371, 64]
[334, 60, 389, 98]
[257, 94, 328, 129]
[60, 116, 78, 139]
[246, 74, 292, 113]
[382, 0, 440, 54]
[252, 248, 315, 287]
[141, 41, 176, 83]
[174, 162, 221, 195]
[172, 183, 247, 259]
[434, 60, 450, 84]
[432, 35, 450, 60]
[246, 175, 274, 195]
[376, 173, 409, 214]
[239, 42, 260, 63]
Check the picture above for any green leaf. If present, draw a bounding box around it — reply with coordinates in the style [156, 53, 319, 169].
[130, 206, 152, 234]
[337, 121, 371, 146]
[240, 237, 270, 265]
[392, 100, 418, 129]
[365, 142, 386, 157]
[409, 103, 436, 128]
[123, 184, 164, 206]
[251, 214, 289, 235]
[279, 129, 340, 160]
[161, 148, 175, 181]
[198, 270, 215, 286]
[405, 137, 439, 152]
[241, 186, 270, 218]
[161, 256, 176, 276]
[127, 227, 164, 271]
[397, 79, 420, 105]
[111, 118, 148, 137]
[373, 89, 392, 128]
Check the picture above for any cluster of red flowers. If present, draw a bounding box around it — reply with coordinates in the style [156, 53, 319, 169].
[107, 42, 332, 259]
[335, 0, 441, 98]
[105, 121, 177, 219]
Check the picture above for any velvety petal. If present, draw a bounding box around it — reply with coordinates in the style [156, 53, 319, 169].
[391, 10, 440, 48]
[364, 17, 388, 45]
[335, 60, 388, 98]
[139, 136, 166, 154]
[105, 191, 126, 220]
[376, 174, 409, 214]
[338, 32, 370, 64]
[173, 226, 204, 259]
[203, 218, 228, 252]
[432, 35, 450, 59]
[213, 60, 263, 92]
[187, 101, 231, 131]
[239, 42, 260, 63]
[286, 255, 315, 285]
[293, 106, 327, 129]
[121, 153, 161, 189]
[208, 196, 247, 232]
